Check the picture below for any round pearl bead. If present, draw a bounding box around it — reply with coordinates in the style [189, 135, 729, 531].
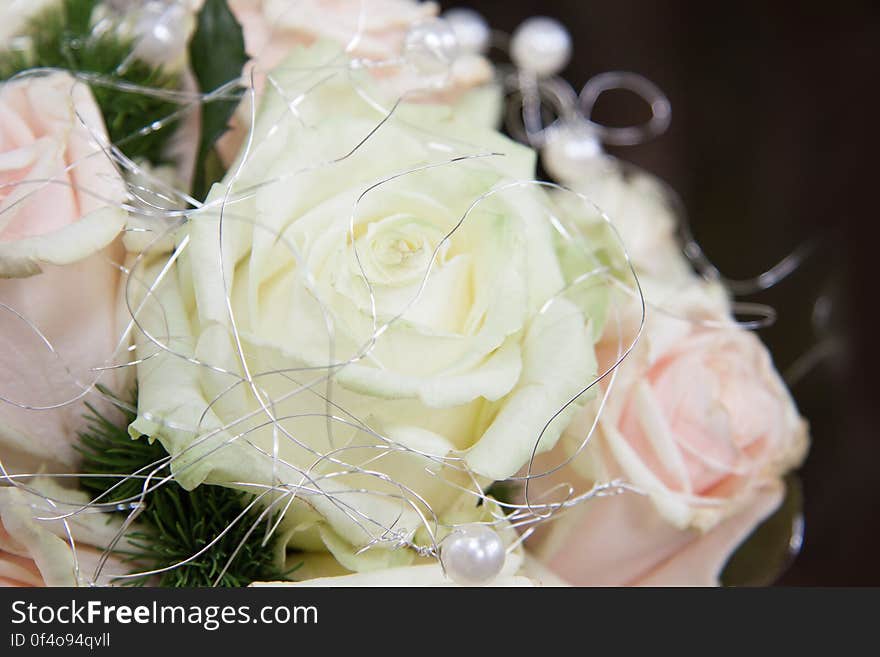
[132, 1, 190, 66]
[403, 19, 459, 76]
[442, 8, 491, 55]
[541, 119, 603, 183]
[510, 16, 572, 78]
[440, 524, 506, 586]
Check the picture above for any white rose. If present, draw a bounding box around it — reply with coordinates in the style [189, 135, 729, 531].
[130, 44, 606, 572]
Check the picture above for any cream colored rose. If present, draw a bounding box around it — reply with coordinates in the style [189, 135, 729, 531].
[529, 283, 808, 585]
[0, 72, 129, 474]
[131, 45, 604, 572]
[0, 478, 130, 587]
[218, 0, 498, 165]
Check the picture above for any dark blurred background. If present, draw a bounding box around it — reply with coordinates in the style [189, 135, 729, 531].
[464, 0, 879, 584]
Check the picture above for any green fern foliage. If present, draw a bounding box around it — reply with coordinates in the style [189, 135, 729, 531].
[76, 394, 294, 587]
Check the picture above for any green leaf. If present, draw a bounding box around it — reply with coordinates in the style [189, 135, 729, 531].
[720, 475, 804, 586]
[189, 0, 248, 200]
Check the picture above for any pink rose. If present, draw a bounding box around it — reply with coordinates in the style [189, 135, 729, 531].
[0, 72, 129, 474]
[0, 72, 126, 276]
[218, 0, 495, 165]
[0, 481, 129, 587]
[234, 0, 439, 65]
[530, 285, 808, 585]
[532, 475, 787, 586]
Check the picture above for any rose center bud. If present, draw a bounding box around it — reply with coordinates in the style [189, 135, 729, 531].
[353, 213, 448, 288]
[381, 237, 421, 265]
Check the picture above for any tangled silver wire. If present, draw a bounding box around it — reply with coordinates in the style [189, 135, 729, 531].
[0, 0, 821, 587]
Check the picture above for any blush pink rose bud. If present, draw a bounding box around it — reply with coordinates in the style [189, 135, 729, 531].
[530, 285, 809, 585]
[217, 0, 496, 165]
[0, 72, 129, 474]
[230, 0, 494, 89]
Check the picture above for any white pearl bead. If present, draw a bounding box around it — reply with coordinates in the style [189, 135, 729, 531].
[511, 16, 572, 78]
[541, 119, 603, 183]
[442, 8, 491, 55]
[440, 524, 506, 586]
[132, 1, 190, 66]
[403, 18, 459, 76]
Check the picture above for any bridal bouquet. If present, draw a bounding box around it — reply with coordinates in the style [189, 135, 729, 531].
[0, 0, 808, 587]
